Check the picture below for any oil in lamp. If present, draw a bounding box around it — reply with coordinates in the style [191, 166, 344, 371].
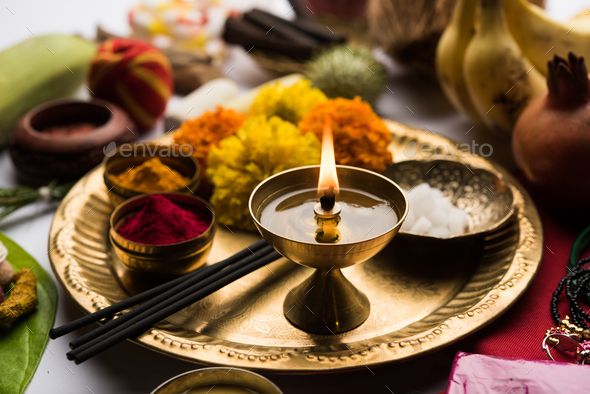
[249, 125, 408, 334]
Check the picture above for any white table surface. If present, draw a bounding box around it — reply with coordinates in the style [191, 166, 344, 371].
[1, 1, 588, 393]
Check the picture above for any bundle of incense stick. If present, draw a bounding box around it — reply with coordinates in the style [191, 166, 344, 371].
[222, 8, 346, 61]
[51, 240, 280, 364]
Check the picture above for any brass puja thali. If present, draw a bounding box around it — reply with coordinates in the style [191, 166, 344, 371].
[48, 120, 543, 372]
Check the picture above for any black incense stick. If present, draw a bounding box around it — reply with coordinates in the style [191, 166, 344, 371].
[69, 250, 281, 363]
[67, 247, 278, 357]
[244, 9, 319, 46]
[248, 8, 345, 44]
[50, 239, 269, 339]
[68, 244, 274, 349]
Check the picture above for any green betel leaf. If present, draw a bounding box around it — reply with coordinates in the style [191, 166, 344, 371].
[0, 232, 57, 393]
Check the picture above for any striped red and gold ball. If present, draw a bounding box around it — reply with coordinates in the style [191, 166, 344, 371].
[88, 38, 173, 132]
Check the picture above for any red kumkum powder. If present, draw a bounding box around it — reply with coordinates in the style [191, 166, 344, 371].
[117, 195, 210, 245]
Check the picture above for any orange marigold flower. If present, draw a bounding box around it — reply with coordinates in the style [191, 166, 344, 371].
[173, 107, 246, 168]
[299, 98, 393, 172]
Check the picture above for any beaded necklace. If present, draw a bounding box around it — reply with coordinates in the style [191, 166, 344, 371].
[543, 226, 590, 364]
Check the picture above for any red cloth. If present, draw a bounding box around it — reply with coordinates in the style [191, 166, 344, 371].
[467, 209, 578, 359]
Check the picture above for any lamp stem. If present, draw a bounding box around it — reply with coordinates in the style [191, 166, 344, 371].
[283, 268, 370, 334]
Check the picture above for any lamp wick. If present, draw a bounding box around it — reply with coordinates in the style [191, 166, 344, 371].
[319, 192, 336, 211]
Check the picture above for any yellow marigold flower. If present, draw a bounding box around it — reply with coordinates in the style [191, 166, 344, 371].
[207, 116, 320, 230]
[299, 98, 393, 172]
[248, 79, 327, 124]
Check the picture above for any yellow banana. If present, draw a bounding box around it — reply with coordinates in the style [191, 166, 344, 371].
[504, 0, 590, 75]
[435, 0, 480, 119]
[570, 8, 590, 31]
[464, 0, 546, 135]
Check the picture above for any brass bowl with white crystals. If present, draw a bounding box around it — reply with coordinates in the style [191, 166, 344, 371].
[385, 159, 515, 242]
[48, 120, 543, 373]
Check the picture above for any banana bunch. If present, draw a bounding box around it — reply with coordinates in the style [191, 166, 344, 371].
[505, 0, 590, 75]
[435, 0, 480, 120]
[436, 0, 590, 135]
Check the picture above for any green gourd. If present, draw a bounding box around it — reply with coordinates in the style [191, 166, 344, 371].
[0, 34, 96, 147]
[305, 45, 387, 103]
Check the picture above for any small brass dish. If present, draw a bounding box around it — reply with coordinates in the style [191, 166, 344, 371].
[109, 192, 215, 276]
[152, 367, 282, 394]
[49, 120, 544, 371]
[385, 159, 515, 241]
[103, 143, 200, 206]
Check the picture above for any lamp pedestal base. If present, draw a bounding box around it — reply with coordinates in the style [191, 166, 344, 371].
[283, 268, 370, 335]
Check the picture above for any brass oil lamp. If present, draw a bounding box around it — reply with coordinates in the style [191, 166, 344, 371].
[249, 125, 408, 334]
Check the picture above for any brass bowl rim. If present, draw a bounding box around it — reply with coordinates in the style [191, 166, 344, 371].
[109, 234, 214, 259]
[248, 164, 409, 247]
[110, 192, 216, 249]
[103, 142, 201, 197]
[151, 367, 283, 394]
[390, 159, 515, 240]
[109, 232, 212, 276]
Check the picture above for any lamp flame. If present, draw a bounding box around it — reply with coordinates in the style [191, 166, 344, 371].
[318, 123, 339, 198]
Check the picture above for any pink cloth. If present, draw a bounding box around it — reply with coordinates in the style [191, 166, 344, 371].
[447, 352, 590, 394]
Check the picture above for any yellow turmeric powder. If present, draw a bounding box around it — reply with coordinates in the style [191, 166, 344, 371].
[110, 157, 189, 193]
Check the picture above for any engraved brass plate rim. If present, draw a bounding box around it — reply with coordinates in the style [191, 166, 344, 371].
[48, 120, 543, 373]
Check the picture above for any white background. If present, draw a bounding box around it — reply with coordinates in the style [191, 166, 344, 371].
[0, 1, 588, 393]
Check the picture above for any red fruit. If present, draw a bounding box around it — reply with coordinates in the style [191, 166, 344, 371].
[512, 53, 590, 205]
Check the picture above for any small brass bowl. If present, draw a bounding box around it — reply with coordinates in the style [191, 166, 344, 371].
[109, 192, 215, 276]
[103, 143, 200, 206]
[385, 159, 515, 241]
[152, 367, 282, 394]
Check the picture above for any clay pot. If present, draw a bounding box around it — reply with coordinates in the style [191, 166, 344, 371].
[10, 99, 136, 185]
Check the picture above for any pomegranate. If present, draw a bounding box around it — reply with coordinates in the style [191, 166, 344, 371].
[513, 53, 590, 205]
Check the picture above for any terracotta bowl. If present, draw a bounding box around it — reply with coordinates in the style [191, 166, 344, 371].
[9, 98, 136, 185]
